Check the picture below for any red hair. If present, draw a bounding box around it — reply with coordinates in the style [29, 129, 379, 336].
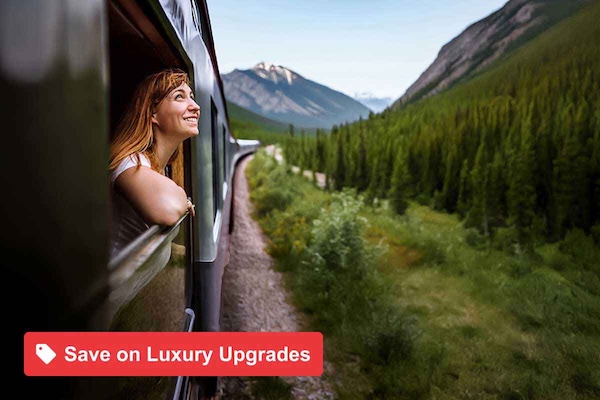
[109, 69, 191, 172]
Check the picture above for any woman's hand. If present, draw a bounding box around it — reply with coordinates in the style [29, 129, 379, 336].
[186, 197, 196, 217]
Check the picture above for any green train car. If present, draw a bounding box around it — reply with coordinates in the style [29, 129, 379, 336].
[4, 0, 260, 398]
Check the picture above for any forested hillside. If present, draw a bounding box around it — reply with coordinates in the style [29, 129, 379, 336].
[394, 0, 590, 106]
[227, 101, 289, 134]
[227, 100, 321, 145]
[284, 0, 600, 247]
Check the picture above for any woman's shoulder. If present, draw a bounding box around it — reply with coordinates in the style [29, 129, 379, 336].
[111, 153, 151, 186]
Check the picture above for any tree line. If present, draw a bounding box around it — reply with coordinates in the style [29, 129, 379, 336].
[282, 3, 600, 247]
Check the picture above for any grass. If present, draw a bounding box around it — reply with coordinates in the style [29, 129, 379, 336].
[363, 202, 600, 399]
[246, 150, 600, 399]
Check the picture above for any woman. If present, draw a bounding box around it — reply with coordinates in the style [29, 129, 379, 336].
[109, 68, 198, 259]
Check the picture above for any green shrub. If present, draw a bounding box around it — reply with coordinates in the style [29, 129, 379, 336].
[413, 236, 446, 266]
[362, 308, 416, 366]
[591, 224, 600, 245]
[298, 191, 376, 329]
[464, 227, 488, 249]
[264, 211, 309, 259]
[559, 228, 600, 273]
[493, 226, 521, 254]
[507, 258, 533, 278]
[249, 377, 293, 400]
[414, 192, 430, 206]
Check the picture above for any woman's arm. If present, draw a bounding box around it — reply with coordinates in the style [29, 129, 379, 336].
[114, 165, 190, 226]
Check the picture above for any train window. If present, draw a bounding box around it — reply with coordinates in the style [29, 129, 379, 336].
[107, 0, 190, 251]
[195, 0, 211, 46]
[100, 2, 192, 398]
[222, 124, 228, 197]
[211, 99, 221, 220]
[190, 0, 202, 35]
[108, 1, 181, 135]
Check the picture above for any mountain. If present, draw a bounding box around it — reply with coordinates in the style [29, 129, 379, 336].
[292, 0, 600, 242]
[352, 93, 393, 113]
[282, 4, 600, 397]
[393, 0, 590, 108]
[222, 62, 371, 129]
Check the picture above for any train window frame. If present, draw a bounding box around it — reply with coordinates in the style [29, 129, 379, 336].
[189, 0, 202, 36]
[210, 99, 222, 220]
[105, 0, 195, 332]
[221, 124, 228, 199]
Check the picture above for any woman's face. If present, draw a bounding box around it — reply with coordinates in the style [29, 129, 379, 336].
[152, 83, 200, 139]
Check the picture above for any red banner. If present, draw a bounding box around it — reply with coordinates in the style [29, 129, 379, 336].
[24, 332, 322, 376]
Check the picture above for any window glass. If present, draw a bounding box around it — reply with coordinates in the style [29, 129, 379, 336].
[210, 99, 221, 220]
[190, 0, 202, 35]
[220, 124, 226, 192]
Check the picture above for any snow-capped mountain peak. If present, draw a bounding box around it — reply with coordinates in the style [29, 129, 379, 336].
[352, 92, 393, 113]
[223, 62, 371, 128]
[252, 62, 298, 85]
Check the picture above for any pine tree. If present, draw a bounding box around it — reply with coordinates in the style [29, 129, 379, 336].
[343, 127, 355, 188]
[554, 131, 590, 236]
[357, 124, 369, 191]
[457, 159, 471, 218]
[299, 131, 306, 169]
[364, 157, 380, 206]
[468, 139, 490, 235]
[389, 147, 410, 214]
[487, 151, 506, 229]
[507, 102, 537, 247]
[380, 139, 396, 197]
[333, 127, 346, 191]
[315, 129, 326, 172]
[440, 142, 460, 212]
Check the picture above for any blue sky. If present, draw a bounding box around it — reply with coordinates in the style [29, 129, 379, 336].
[208, 0, 508, 100]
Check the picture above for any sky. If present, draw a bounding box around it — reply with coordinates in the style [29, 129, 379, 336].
[208, 0, 508, 100]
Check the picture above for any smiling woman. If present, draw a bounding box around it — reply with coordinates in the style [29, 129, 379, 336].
[109, 69, 199, 259]
[5, 1, 260, 398]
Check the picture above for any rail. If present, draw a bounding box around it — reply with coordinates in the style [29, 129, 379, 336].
[95, 212, 189, 328]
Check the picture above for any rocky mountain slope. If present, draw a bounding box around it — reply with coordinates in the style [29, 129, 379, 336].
[222, 62, 371, 129]
[393, 0, 590, 108]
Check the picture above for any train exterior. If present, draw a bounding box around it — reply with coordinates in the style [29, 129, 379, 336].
[3, 0, 260, 398]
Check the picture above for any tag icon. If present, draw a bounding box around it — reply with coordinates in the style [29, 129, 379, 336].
[36, 343, 57, 365]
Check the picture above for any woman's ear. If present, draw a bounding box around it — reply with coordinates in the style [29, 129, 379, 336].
[151, 113, 158, 125]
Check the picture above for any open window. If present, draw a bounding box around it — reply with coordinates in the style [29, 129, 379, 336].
[210, 99, 223, 221]
[106, 0, 197, 371]
[108, 0, 190, 185]
[100, 2, 197, 398]
[108, 0, 193, 249]
[222, 123, 228, 198]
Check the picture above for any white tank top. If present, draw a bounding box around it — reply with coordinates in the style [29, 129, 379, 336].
[109, 154, 151, 260]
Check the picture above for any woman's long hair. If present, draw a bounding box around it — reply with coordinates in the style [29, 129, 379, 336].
[109, 68, 191, 173]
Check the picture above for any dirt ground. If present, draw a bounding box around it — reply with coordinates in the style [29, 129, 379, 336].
[219, 155, 335, 399]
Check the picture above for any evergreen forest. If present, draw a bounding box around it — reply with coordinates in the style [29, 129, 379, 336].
[282, 0, 600, 249]
[238, 3, 600, 397]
